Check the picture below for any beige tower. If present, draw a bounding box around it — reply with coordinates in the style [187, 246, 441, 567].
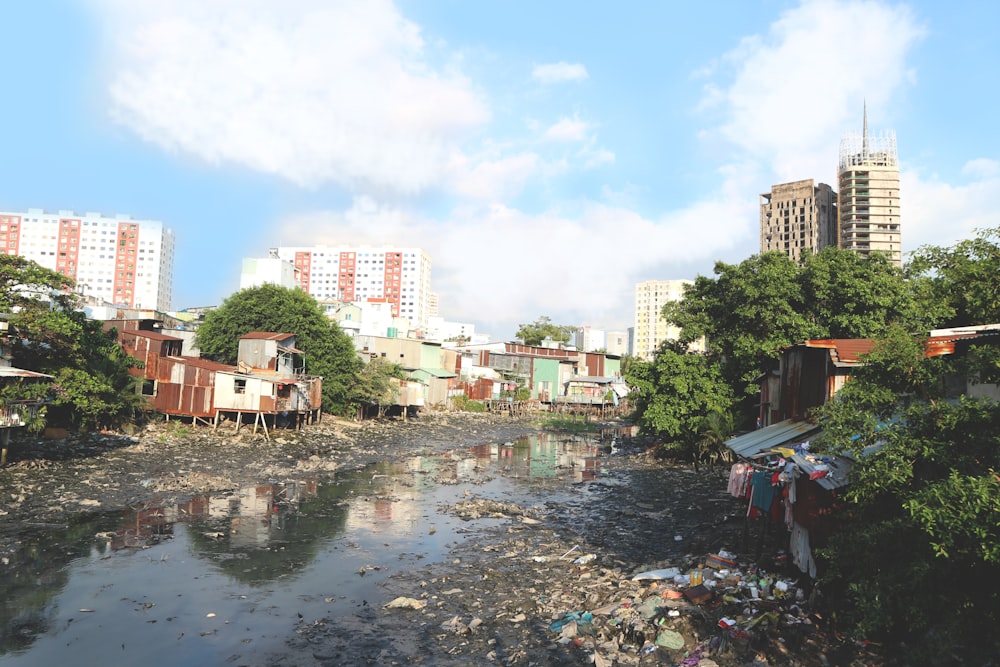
[838, 106, 901, 266]
[760, 179, 838, 261]
[633, 279, 692, 361]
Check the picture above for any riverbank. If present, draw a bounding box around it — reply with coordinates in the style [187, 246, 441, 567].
[0, 412, 882, 666]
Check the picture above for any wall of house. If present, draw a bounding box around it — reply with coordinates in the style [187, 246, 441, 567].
[214, 374, 277, 412]
[531, 358, 560, 402]
[238, 339, 278, 371]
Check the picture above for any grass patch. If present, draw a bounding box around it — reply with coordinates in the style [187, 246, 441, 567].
[537, 415, 602, 433]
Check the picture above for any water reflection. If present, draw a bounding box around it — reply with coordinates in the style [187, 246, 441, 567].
[0, 431, 610, 662]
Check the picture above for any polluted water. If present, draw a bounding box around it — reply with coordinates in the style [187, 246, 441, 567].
[0, 431, 610, 666]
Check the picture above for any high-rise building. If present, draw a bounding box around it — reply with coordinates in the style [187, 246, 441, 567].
[633, 279, 692, 361]
[760, 179, 838, 261]
[0, 208, 175, 311]
[276, 245, 432, 328]
[838, 106, 901, 266]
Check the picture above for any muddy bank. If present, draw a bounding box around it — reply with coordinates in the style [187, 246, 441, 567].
[0, 413, 880, 666]
[0, 412, 539, 531]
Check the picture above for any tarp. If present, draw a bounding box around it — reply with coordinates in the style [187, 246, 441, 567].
[724, 419, 821, 459]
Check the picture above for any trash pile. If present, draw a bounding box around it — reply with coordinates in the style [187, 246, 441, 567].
[539, 548, 824, 665]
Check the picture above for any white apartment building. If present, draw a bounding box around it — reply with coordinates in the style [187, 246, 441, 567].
[0, 208, 175, 311]
[276, 245, 432, 329]
[633, 279, 692, 361]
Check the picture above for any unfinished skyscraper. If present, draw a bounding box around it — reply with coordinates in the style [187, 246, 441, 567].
[760, 179, 838, 262]
[838, 106, 901, 266]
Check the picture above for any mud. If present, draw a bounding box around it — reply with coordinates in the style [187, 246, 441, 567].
[0, 413, 882, 666]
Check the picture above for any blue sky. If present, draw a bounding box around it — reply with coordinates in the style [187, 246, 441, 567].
[1, 1, 997, 341]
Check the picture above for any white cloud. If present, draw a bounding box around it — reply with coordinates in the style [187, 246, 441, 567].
[449, 152, 542, 201]
[543, 116, 592, 142]
[902, 163, 1000, 255]
[703, 0, 926, 183]
[531, 62, 589, 84]
[699, 1, 998, 271]
[97, 0, 490, 193]
[277, 190, 754, 336]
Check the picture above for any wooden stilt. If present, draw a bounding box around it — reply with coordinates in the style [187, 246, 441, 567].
[1, 428, 10, 466]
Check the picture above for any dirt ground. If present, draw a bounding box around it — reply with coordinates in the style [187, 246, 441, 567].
[0, 412, 885, 667]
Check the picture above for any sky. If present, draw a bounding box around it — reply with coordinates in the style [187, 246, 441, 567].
[1, 1, 998, 341]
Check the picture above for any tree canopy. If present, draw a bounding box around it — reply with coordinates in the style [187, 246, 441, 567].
[907, 225, 1000, 328]
[2, 255, 143, 430]
[195, 284, 363, 415]
[666, 248, 926, 402]
[624, 341, 734, 459]
[814, 328, 1000, 662]
[515, 316, 577, 347]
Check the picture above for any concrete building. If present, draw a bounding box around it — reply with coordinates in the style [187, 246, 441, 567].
[0, 208, 175, 311]
[574, 326, 607, 353]
[240, 250, 298, 290]
[760, 180, 838, 262]
[276, 245, 432, 329]
[423, 316, 487, 345]
[605, 331, 629, 357]
[633, 279, 692, 361]
[838, 107, 901, 266]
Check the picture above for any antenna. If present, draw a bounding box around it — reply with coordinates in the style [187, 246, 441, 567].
[862, 100, 869, 158]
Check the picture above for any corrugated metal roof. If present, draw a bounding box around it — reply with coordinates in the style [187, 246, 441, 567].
[0, 367, 52, 379]
[724, 419, 820, 459]
[790, 452, 853, 490]
[277, 345, 304, 355]
[799, 339, 876, 365]
[240, 332, 295, 341]
[121, 329, 184, 342]
[567, 376, 614, 384]
[416, 368, 457, 378]
[164, 356, 236, 372]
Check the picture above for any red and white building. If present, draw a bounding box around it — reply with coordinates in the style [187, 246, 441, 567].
[0, 208, 175, 311]
[276, 245, 432, 329]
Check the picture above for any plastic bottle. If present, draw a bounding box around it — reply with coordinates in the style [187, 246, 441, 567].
[689, 564, 704, 586]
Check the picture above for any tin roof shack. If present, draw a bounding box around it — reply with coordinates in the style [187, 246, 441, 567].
[0, 319, 52, 464]
[117, 328, 185, 384]
[766, 338, 876, 427]
[729, 327, 1000, 576]
[357, 335, 459, 410]
[149, 356, 232, 420]
[237, 332, 306, 375]
[216, 332, 323, 432]
[554, 376, 627, 416]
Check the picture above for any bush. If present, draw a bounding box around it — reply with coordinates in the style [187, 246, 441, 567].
[452, 395, 486, 412]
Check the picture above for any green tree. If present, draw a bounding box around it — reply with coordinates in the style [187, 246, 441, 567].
[2, 255, 144, 430]
[195, 284, 363, 415]
[515, 316, 576, 346]
[667, 249, 927, 404]
[814, 329, 1000, 662]
[696, 406, 738, 466]
[624, 341, 734, 460]
[666, 252, 814, 401]
[346, 357, 407, 417]
[908, 225, 1000, 327]
[799, 248, 932, 337]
